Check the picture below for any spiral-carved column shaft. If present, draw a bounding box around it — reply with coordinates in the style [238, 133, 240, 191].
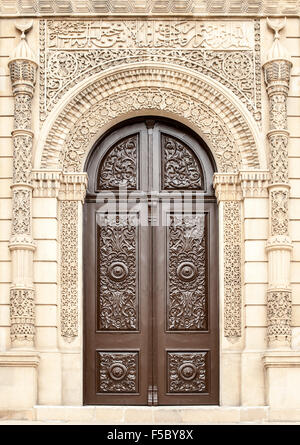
[263, 19, 293, 349]
[8, 24, 38, 348]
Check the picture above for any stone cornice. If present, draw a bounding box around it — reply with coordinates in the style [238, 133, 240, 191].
[1, 1, 300, 16]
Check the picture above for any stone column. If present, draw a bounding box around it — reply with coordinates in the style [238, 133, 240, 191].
[262, 19, 300, 411]
[263, 19, 293, 349]
[0, 22, 39, 413]
[8, 22, 38, 350]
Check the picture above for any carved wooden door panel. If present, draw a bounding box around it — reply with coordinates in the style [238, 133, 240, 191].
[84, 119, 219, 405]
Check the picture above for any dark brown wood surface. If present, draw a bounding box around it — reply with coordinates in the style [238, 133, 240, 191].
[83, 119, 219, 405]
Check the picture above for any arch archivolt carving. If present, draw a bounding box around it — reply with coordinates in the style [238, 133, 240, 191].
[37, 64, 264, 172]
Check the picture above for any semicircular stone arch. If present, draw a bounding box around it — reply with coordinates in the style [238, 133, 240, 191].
[38, 64, 263, 172]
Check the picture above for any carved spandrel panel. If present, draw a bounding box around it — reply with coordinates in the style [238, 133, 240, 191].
[162, 134, 204, 190]
[98, 351, 139, 393]
[40, 19, 261, 124]
[167, 351, 208, 393]
[167, 214, 207, 331]
[97, 134, 138, 190]
[97, 214, 138, 331]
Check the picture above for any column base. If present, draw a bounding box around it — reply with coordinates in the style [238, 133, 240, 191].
[263, 351, 300, 408]
[0, 351, 39, 410]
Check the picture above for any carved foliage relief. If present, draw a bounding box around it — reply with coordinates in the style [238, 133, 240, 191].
[167, 351, 207, 393]
[60, 88, 240, 173]
[10, 288, 35, 342]
[14, 94, 32, 130]
[98, 135, 138, 190]
[97, 214, 138, 331]
[168, 215, 207, 331]
[39, 19, 261, 123]
[223, 201, 242, 338]
[98, 351, 138, 393]
[271, 189, 289, 236]
[13, 135, 33, 184]
[162, 134, 204, 190]
[267, 291, 292, 343]
[60, 200, 79, 340]
[269, 134, 289, 184]
[12, 189, 31, 235]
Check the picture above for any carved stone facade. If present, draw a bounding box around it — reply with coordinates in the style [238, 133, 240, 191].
[1, 9, 300, 422]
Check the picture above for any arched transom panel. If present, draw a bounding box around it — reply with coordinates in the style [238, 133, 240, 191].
[38, 65, 263, 172]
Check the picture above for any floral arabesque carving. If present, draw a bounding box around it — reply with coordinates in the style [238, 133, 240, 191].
[58, 88, 240, 173]
[10, 288, 35, 343]
[14, 94, 32, 130]
[267, 290, 292, 344]
[270, 189, 289, 236]
[269, 95, 288, 131]
[98, 351, 138, 393]
[39, 19, 261, 123]
[223, 200, 241, 338]
[269, 134, 289, 184]
[60, 200, 79, 340]
[13, 135, 33, 184]
[12, 189, 31, 235]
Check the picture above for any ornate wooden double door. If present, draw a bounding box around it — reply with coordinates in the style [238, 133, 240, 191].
[84, 119, 219, 405]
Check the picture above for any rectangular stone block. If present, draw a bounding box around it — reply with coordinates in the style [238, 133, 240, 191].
[0, 178, 12, 197]
[0, 198, 12, 219]
[0, 352, 39, 409]
[244, 262, 268, 283]
[0, 138, 13, 157]
[244, 219, 268, 240]
[290, 220, 300, 240]
[33, 198, 58, 218]
[0, 157, 12, 178]
[292, 243, 300, 261]
[289, 77, 300, 96]
[36, 305, 57, 327]
[0, 326, 10, 351]
[0, 304, 9, 326]
[265, 362, 300, 408]
[0, 75, 11, 93]
[0, 116, 13, 137]
[241, 352, 265, 405]
[0, 220, 10, 241]
[35, 283, 57, 305]
[0, 241, 9, 261]
[0, 97, 14, 116]
[287, 117, 300, 137]
[0, 38, 16, 57]
[243, 198, 268, 218]
[32, 218, 57, 240]
[285, 18, 300, 37]
[35, 240, 57, 261]
[220, 352, 241, 406]
[287, 97, 300, 115]
[245, 283, 266, 305]
[245, 305, 267, 327]
[0, 261, 11, 283]
[291, 261, 300, 282]
[292, 305, 300, 327]
[289, 159, 300, 179]
[288, 138, 300, 157]
[38, 352, 62, 405]
[245, 327, 267, 349]
[292, 283, 300, 304]
[290, 179, 300, 198]
[62, 353, 82, 406]
[0, 283, 9, 304]
[35, 327, 57, 349]
[244, 240, 267, 261]
[285, 37, 300, 56]
[289, 198, 300, 219]
[34, 262, 57, 283]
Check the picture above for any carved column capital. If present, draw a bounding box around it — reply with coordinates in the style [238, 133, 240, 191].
[213, 173, 241, 203]
[58, 173, 88, 202]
